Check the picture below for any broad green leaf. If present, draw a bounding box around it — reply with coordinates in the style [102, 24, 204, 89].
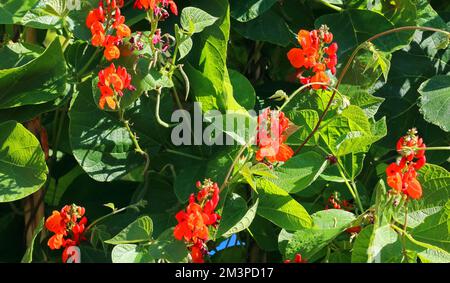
[256, 178, 312, 230]
[418, 75, 450, 132]
[188, 0, 245, 113]
[319, 105, 386, 156]
[111, 244, 154, 263]
[0, 39, 67, 109]
[69, 81, 167, 182]
[0, 121, 48, 203]
[346, 0, 418, 48]
[272, 151, 328, 193]
[311, 209, 356, 230]
[339, 85, 385, 118]
[249, 215, 280, 251]
[0, 41, 43, 69]
[216, 194, 258, 239]
[283, 209, 355, 260]
[0, 0, 38, 24]
[21, 217, 44, 263]
[286, 109, 320, 146]
[147, 228, 189, 263]
[233, 10, 293, 47]
[414, 164, 450, 208]
[174, 147, 236, 203]
[105, 216, 153, 245]
[180, 7, 218, 34]
[44, 166, 84, 206]
[351, 225, 403, 263]
[230, 0, 278, 22]
[21, 0, 68, 29]
[411, 201, 450, 252]
[229, 69, 256, 110]
[175, 24, 193, 60]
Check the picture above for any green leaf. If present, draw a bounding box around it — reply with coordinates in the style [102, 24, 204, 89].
[147, 228, 189, 263]
[319, 106, 386, 156]
[283, 209, 355, 260]
[233, 10, 293, 47]
[21, 217, 44, 263]
[418, 75, 450, 132]
[0, 38, 67, 109]
[0, 41, 44, 69]
[286, 109, 320, 146]
[187, 0, 245, 113]
[111, 244, 154, 263]
[415, 164, 450, 208]
[69, 81, 167, 182]
[0, 0, 38, 24]
[311, 209, 356, 230]
[105, 216, 153, 245]
[256, 178, 312, 231]
[272, 151, 328, 193]
[229, 69, 256, 110]
[0, 121, 48, 203]
[230, 0, 278, 22]
[21, 0, 68, 29]
[216, 194, 258, 239]
[345, 0, 417, 47]
[339, 85, 384, 118]
[351, 225, 403, 263]
[411, 200, 450, 252]
[180, 7, 218, 34]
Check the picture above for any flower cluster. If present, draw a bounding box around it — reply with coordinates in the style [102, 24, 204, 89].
[174, 180, 221, 263]
[256, 108, 294, 163]
[97, 63, 135, 110]
[45, 204, 87, 262]
[287, 25, 338, 90]
[134, 0, 178, 17]
[86, 0, 131, 61]
[386, 128, 426, 200]
[284, 253, 307, 263]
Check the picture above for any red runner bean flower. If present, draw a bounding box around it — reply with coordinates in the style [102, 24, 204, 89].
[134, 0, 178, 16]
[86, 0, 131, 61]
[97, 63, 135, 110]
[174, 180, 221, 263]
[386, 128, 426, 200]
[287, 25, 338, 90]
[256, 108, 294, 163]
[45, 204, 87, 263]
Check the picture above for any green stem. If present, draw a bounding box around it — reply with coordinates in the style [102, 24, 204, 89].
[77, 49, 101, 78]
[220, 143, 251, 192]
[294, 26, 450, 156]
[336, 162, 364, 213]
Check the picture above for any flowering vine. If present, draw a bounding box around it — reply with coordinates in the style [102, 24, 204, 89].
[174, 180, 221, 263]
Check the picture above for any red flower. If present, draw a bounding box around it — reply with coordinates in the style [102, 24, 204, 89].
[386, 129, 426, 200]
[97, 63, 134, 110]
[287, 26, 338, 89]
[256, 109, 294, 163]
[45, 204, 88, 262]
[134, 0, 178, 16]
[174, 180, 221, 263]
